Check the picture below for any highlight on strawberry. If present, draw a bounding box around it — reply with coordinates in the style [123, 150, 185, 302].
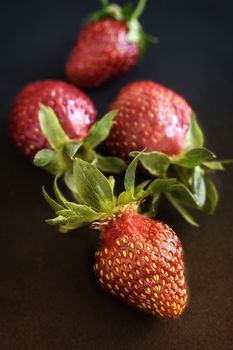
[32, 106, 127, 186]
[65, 0, 157, 88]
[106, 81, 232, 226]
[9, 80, 97, 159]
[42, 155, 188, 318]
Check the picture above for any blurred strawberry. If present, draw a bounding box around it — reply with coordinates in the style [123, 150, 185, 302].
[66, 0, 156, 88]
[9, 80, 97, 158]
[106, 81, 192, 158]
[106, 81, 231, 225]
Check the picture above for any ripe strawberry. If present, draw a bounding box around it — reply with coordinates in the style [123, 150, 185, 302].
[106, 80, 229, 226]
[65, 0, 156, 88]
[106, 80, 193, 158]
[94, 209, 187, 318]
[43, 155, 188, 318]
[9, 80, 97, 158]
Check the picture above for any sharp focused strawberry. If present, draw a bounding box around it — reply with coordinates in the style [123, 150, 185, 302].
[65, 0, 156, 88]
[106, 81, 192, 158]
[9, 80, 97, 158]
[43, 155, 188, 318]
[94, 209, 187, 318]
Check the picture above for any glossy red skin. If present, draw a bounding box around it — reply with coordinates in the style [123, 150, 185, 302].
[94, 210, 187, 318]
[65, 19, 139, 88]
[106, 81, 192, 158]
[9, 80, 97, 158]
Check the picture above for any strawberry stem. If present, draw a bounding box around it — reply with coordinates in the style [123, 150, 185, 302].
[100, 0, 109, 8]
[130, 0, 147, 20]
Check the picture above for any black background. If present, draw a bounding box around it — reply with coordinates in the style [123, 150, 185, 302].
[1, 1, 233, 349]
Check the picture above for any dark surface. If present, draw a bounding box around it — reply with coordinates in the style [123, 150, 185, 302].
[1, 0, 233, 349]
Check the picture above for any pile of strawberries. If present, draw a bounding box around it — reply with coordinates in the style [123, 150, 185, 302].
[8, 0, 231, 319]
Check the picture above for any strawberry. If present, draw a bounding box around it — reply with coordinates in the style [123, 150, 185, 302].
[65, 0, 156, 88]
[9, 81, 126, 179]
[94, 209, 187, 318]
[106, 81, 193, 158]
[43, 154, 188, 318]
[106, 80, 230, 226]
[9, 80, 97, 159]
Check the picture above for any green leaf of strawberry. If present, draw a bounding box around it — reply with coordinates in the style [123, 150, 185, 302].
[183, 113, 204, 150]
[42, 154, 204, 231]
[57, 203, 101, 227]
[34, 106, 126, 177]
[124, 152, 141, 195]
[34, 148, 69, 176]
[203, 176, 219, 214]
[53, 176, 69, 206]
[64, 141, 83, 159]
[130, 151, 171, 177]
[174, 148, 215, 168]
[33, 149, 55, 167]
[203, 159, 233, 171]
[92, 154, 127, 173]
[42, 155, 144, 230]
[46, 215, 69, 227]
[165, 193, 199, 227]
[73, 158, 115, 213]
[83, 110, 117, 150]
[191, 166, 206, 208]
[42, 186, 64, 212]
[100, 0, 109, 7]
[117, 152, 142, 205]
[38, 104, 69, 150]
[166, 181, 202, 209]
[146, 178, 179, 197]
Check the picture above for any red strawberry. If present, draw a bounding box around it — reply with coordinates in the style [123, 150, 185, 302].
[94, 208, 187, 318]
[106, 81, 192, 158]
[106, 80, 227, 226]
[9, 80, 97, 158]
[66, 19, 138, 88]
[65, 0, 156, 88]
[43, 156, 188, 318]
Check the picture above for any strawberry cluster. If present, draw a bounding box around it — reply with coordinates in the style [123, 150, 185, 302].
[8, 0, 231, 319]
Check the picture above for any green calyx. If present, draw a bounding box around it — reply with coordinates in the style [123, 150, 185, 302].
[33, 105, 71, 176]
[33, 104, 126, 180]
[38, 107, 232, 229]
[43, 154, 187, 233]
[130, 113, 232, 226]
[89, 0, 158, 56]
